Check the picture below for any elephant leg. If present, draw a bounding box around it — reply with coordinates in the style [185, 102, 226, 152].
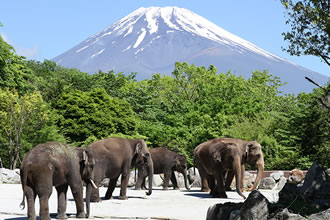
[170, 171, 179, 190]
[225, 171, 234, 191]
[135, 166, 147, 190]
[119, 172, 130, 200]
[208, 176, 218, 197]
[33, 169, 54, 220]
[69, 183, 85, 218]
[163, 169, 172, 190]
[25, 185, 37, 220]
[207, 175, 215, 194]
[214, 170, 227, 198]
[55, 184, 68, 219]
[141, 178, 147, 190]
[198, 166, 211, 192]
[104, 176, 119, 200]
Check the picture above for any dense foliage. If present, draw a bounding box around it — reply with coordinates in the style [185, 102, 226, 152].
[0, 34, 328, 170]
[281, 0, 330, 65]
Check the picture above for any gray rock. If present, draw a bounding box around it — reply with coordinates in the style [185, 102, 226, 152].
[270, 171, 284, 181]
[229, 209, 241, 220]
[187, 167, 201, 188]
[240, 190, 269, 220]
[268, 208, 307, 220]
[230, 172, 257, 190]
[325, 169, 330, 177]
[207, 202, 242, 220]
[308, 208, 330, 220]
[173, 171, 186, 189]
[258, 177, 276, 190]
[0, 168, 21, 184]
[274, 176, 287, 190]
[288, 168, 305, 184]
[300, 162, 328, 198]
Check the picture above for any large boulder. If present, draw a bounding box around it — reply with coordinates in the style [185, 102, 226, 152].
[206, 162, 330, 220]
[0, 168, 21, 184]
[240, 190, 270, 220]
[187, 167, 201, 188]
[277, 162, 330, 216]
[274, 176, 287, 190]
[288, 168, 305, 184]
[268, 208, 306, 220]
[270, 171, 284, 181]
[258, 177, 276, 190]
[207, 202, 242, 220]
[308, 208, 330, 220]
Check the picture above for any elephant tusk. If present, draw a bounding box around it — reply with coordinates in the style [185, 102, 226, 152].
[90, 179, 98, 189]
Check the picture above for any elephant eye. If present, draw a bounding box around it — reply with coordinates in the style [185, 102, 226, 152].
[145, 153, 150, 157]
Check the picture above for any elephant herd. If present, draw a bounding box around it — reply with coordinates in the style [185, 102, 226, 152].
[19, 137, 264, 220]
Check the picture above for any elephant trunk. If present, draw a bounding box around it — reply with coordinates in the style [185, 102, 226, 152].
[250, 157, 264, 191]
[234, 162, 246, 199]
[85, 181, 92, 218]
[183, 169, 191, 190]
[146, 157, 154, 196]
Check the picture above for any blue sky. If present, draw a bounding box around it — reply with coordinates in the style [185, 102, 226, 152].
[1, 0, 329, 77]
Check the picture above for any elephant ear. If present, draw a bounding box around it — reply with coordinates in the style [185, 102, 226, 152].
[135, 142, 142, 155]
[82, 150, 88, 165]
[213, 150, 222, 163]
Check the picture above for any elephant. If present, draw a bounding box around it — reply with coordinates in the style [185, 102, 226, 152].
[135, 147, 191, 191]
[194, 141, 246, 199]
[19, 142, 96, 220]
[194, 138, 264, 198]
[89, 137, 153, 202]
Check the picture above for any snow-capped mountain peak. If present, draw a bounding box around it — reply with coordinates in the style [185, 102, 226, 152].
[52, 6, 328, 94]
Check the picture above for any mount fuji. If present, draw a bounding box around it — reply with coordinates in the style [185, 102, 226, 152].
[52, 6, 329, 94]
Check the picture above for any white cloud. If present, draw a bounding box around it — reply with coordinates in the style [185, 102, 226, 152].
[0, 32, 40, 59]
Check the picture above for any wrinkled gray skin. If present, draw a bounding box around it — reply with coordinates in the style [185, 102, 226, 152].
[20, 142, 95, 220]
[194, 138, 264, 198]
[89, 137, 153, 202]
[194, 141, 246, 199]
[135, 148, 190, 191]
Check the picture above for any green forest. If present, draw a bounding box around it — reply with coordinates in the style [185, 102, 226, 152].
[0, 32, 329, 171]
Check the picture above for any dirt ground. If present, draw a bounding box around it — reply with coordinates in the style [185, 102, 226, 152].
[0, 184, 279, 220]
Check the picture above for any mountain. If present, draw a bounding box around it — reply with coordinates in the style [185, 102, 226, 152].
[52, 6, 329, 94]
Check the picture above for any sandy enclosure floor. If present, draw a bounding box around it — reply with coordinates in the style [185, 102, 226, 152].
[0, 184, 279, 220]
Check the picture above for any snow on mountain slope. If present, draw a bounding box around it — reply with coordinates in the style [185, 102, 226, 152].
[52, 6, 329, 94]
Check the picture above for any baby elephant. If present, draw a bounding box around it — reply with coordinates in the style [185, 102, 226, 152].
[20, 142, 96, 220]
[135, 147, 190, 190]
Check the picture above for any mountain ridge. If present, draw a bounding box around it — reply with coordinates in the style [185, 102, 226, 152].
[52, 6, 329, 94]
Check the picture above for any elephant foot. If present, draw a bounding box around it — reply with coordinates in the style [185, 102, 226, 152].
[56, 213, 68, 219]
[76, 212, 86, 218]
[118, 195, 128, 200]
[135, 187, 142, 190]
[218, 192, 228, 198]
[173, 186, 180, 190]
[162, 187, 169, 191]
[90, 196, 101, 203]
[225, 186, 232, 191]
[27, 215, 37, 220]
[201, 187, 211, 192]
[40, 214, 51, 220]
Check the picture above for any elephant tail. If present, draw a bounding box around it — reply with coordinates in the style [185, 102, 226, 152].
[193, 156, 196, 176]
[19, 166, 29, 210]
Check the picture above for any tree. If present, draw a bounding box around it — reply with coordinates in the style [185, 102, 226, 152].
[0, 28, 36, 94]
[55, 88, 137, 145]
[0, 89, 59, 169]
[281, 0, 330, 65]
